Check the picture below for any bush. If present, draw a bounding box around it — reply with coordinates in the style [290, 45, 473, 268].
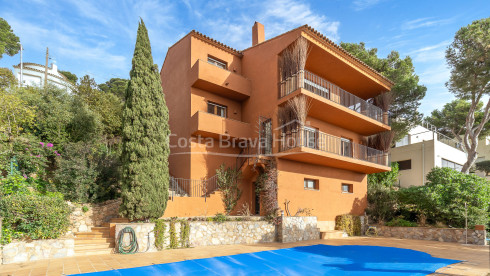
[397, 167, 490, 228]
[335, 214, 361, 236]
[0, 193, 71, 244]
[366, 163, 399, 223]
[385, 218, 417, 227]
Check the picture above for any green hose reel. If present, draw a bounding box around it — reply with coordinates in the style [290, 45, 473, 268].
[117, 226, 139, 254]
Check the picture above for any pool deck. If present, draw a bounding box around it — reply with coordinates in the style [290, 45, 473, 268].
[0, 237, 488, 276]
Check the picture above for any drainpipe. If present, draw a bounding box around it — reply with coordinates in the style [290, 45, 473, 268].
[422, 142, 425, 186]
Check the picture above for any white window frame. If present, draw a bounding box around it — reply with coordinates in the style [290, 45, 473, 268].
[207, 56, 227, 69]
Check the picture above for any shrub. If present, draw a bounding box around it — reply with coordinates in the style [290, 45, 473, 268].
[366, 163, 399, 223]
[212, 213, 228, 223]
[0, 193, 71, 244]
[216, 164, 242, 215]
[154, 219, 167, 251]
[335, 214, 361, 236]
[82, 206, 89, 213]
[385, 218, 417, 227]
[0, 174, 31, 196]
[255, 160, 279, 218]
[475, 160, 490, 176]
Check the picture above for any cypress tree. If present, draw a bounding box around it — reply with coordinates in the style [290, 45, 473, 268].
[119, 19, 170, 220]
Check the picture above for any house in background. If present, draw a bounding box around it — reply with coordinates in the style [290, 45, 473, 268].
[473, 136, 490, 179]
[160, 22, 392, 232]
[390, 122, 467, 187]
[13, 62, 74, 92]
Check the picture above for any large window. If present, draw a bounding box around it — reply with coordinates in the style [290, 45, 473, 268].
[207, 56, 227, 69]
[304, 179, 319, 190]
[441, 158, 463, 171]
[207, 102, 227, 118]
[397, 160, 412, 170]
[303, 126, 318, 149]
[341, 137, 352, 157]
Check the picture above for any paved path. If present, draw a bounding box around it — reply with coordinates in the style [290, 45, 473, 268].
[0, 237, 488, 276]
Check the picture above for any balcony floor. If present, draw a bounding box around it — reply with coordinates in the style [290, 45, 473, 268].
[278, 146, 391, 174]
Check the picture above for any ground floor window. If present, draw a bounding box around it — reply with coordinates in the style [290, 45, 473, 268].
[441, 158, 463, 171]
[341, 183, 353, 193]
[304, 178, 319, 190]
[397, 159, 412, 170]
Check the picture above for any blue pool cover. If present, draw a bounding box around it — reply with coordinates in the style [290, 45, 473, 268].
[72, 244, 460, 276]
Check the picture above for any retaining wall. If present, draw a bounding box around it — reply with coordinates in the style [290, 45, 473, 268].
[278, 216, 320, 243]
[377, 226, 487, 245]
[1, 239, 75, 264]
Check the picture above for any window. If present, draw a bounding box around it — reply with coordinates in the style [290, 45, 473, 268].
[441, 158, 463, 171]
[395, 135, 410, 147]
[341, 183, 353, 193]
[207, 56, 227, 69]
[303, 126, 318, 149]
[304, 179, 319, 190]
[207, 102, 227, 117]
[397, 160, 412, 170]
[341, 138, 352, 157]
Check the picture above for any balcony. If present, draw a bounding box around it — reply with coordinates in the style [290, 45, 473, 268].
[190, 111, 251, 140]
[278, 126, 390, 173]
[278, 70, 390, 136]
[190, 59, 251, 101]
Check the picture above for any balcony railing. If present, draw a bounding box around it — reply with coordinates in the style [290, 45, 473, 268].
[169, 175, 218, 199]
[279, 70, 388, 125]
[279, 126, 389, 166]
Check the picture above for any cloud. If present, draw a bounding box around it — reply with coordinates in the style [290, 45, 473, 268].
[352, 0, 382, 11]
[402, 17, 454, 30]
[408, 40, 451, 62]
[419, 63, 450, 85]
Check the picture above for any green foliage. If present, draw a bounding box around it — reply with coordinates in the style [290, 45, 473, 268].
[216, 164, 242, 214]
[99, 78, 129, 101]
[119, 19, 170, 220]
[154, 219, 167, 251]
[0, 174, 30, 196]
[211, 213, 228, 223]
[341, 42, 426, 141]
[0, 67, 17, 89]
[179, 220, 190, 248]
[168, 218, 178, 249]
[59, 70, 78, 85]
[475, 160, 490, 176]
[82, 206, 89, 213]
[0, 193, 71, 244]
[0, 18, 20, 59]
[386, 218, 417, 227]
[366, 163, 399, 223]
[0, 89, 36, 138]
[335, 214, 361, 236]
[54, 142, 121, 203]
[426, 100, 490, 139]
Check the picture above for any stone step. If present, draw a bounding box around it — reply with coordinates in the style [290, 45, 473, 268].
[110, 218, 130, 223]
[90, 227, 110, 234]
[75, 232, 110, 238]
[75, 238, 114, 244]
[75, 243, 115, 250]
[320, 230, 347, 239]
[74, 248, 114, 256]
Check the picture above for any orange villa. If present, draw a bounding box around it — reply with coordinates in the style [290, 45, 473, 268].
[160, 22, 393, 231]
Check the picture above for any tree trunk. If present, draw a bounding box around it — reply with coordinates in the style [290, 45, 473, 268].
[461, 149, 477, 174]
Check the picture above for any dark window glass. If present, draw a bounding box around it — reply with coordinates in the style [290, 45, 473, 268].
[207, 102, 227, 118]
[397, 160, 412, 170]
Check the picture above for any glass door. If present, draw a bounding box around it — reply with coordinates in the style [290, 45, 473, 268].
[341, 137, 352, 157]
[303, 126, 318, 149]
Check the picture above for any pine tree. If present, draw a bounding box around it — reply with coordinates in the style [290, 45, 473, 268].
[119, 19, 170, 220]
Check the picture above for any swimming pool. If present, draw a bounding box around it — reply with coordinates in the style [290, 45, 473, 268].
[71, 244, 460, 275]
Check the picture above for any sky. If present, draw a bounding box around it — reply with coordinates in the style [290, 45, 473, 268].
[0, 0, 489, 116]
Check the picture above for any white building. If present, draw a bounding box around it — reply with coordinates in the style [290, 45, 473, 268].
[13, 62, 74, 92]
[390, 123, 467, 187]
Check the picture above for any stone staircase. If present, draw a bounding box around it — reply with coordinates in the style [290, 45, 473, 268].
[320, 230, 347, 239]
[74, 218, 129, 256]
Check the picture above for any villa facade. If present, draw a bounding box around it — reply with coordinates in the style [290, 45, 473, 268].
[160, 22, 392, 230]
[13, 62, 74, 92]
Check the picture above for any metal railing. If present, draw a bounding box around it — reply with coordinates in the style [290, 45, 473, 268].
[421, 121, 465, 152]
[279, 70, 388, 125]
[169, 175, 218, 199]
[279, 126, 389, 166]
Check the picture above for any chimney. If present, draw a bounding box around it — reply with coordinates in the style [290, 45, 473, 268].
[252, 22, 264, 46]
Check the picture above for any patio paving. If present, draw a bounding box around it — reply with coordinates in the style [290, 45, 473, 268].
[0, 237, 488, 276]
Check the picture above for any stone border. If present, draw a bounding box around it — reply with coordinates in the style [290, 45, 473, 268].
[1, 239, 75, 264]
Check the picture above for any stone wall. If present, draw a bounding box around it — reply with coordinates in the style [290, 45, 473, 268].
[189, 220, 276, 246]
[1, 239, 75, 264]
[278, 216, 320, 243]
[114, 223, 157, 253]
[377, 226, 487, 245]
[69, 199, 121, 234]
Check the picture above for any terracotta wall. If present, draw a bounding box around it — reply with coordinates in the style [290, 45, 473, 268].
[277, 159, 367, 222]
